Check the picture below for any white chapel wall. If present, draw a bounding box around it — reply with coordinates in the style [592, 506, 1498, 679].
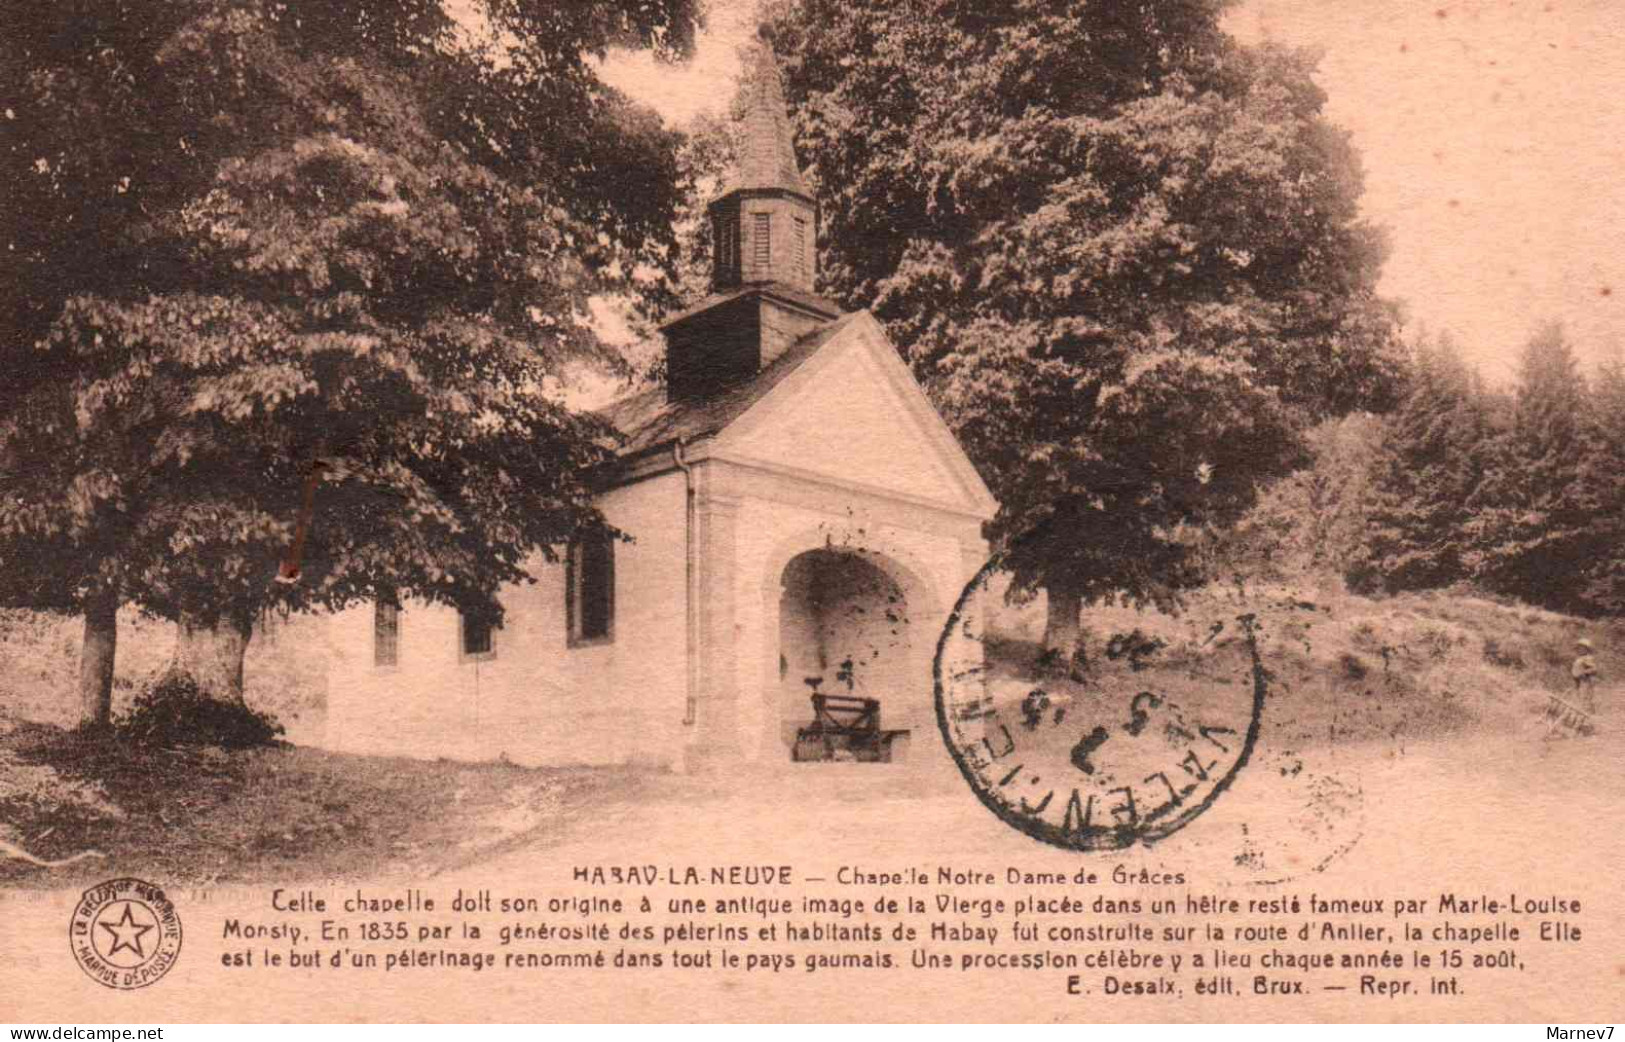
[323, 469, 690, 767]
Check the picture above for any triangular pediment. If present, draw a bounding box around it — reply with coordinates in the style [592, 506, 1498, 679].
[715, 313, 997, 519]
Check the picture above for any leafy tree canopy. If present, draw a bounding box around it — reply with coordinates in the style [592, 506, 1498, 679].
[1, 0, 700, 635]
[760, 0, 1404, 610]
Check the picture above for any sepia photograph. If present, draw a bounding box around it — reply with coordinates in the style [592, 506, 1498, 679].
[1, 0, 1622, 1028]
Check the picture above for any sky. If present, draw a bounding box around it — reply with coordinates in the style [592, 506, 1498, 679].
[598, 0, 1625, 381]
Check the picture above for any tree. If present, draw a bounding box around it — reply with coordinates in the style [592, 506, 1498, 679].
[760, 0, 1403, 646]
[0, 394, 131, 727]
[1223, 411, 1385, 586]
[1577, 357, 1625, 614]
[1463, 323, 1598, 613]
[1348, 333, 1493, 594]
[1, 0, 700, 709]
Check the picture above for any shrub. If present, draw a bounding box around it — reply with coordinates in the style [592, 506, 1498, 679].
[1339, 653, 1369, 681]
[1481, 638, 1526, 670]
[115, 673, 284, 749]
[1417, 627, 1462, 660]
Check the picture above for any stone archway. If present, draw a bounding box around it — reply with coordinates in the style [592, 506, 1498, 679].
[774, 547, 932, 762]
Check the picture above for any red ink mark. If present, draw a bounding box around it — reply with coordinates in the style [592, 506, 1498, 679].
[1603, 287, 1614, 297]
[276, 461, 326, 585]
[1448, 198, 1461, 208]
[1399, 41, 1409, 53]
[1435, 7, 1448, 17]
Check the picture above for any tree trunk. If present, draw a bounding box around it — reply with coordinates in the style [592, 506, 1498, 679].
[77, 592, 118, 729]
[166, 609, 253, 704]
[1043, 585, 1083, 657]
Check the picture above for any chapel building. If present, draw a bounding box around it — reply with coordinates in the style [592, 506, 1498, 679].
[322, 41, 996, 769]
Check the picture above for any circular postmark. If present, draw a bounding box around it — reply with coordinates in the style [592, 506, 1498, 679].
[70, 878, 183, 989]
[934, 557, 1268, 852]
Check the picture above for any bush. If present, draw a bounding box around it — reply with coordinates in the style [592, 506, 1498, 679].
[1417, 627, 1463, 660]
[115, 673, 284, 749]
[1481, 638, 1526, 670]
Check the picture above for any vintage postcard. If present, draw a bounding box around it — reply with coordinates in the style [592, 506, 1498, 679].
[2, 0, 1622, 1026]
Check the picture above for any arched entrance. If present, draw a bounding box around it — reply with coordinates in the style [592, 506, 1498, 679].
[775, 548, 928, 762]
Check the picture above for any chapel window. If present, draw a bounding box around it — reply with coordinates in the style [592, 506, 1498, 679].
[568, 532, 615, 645]
[374, 600, 399, 668]
[461, 612, 495, 659]
[794, 216, 807, 280]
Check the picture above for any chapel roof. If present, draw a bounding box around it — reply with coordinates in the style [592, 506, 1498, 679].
[658, 279, 839, 333]
[599, 309, 864, 459]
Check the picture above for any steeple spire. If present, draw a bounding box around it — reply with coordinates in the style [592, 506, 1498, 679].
[707, 27, 817, 294]
[731, 28, 813, 199]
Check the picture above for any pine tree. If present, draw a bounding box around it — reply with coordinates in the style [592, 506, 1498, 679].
[1351, 333, 1492, 594]
[1463, 323, 1595, 612]
[1575, 357, 1625, 614]
[1227, 412, 1385, 585]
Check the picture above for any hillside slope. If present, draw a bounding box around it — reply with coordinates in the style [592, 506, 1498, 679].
[984, 581, 1619, 748]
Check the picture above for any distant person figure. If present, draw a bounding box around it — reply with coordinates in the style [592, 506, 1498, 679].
[1571, 639, 1599, 713]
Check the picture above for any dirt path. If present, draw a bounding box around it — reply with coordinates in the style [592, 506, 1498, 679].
[469, 711, 1618, 890]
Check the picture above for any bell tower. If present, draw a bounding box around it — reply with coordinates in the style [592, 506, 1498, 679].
[661, 27, 839, 402]
[709, 28, 819, 293]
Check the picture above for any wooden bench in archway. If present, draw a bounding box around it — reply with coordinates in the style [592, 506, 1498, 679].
[792, 693, 910, 763]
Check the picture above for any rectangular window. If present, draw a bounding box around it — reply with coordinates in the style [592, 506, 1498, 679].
[794, 216, 807, 279]
[567, 532, 615, 645]
[753, 212, 771, 272]
[374, 600, 399, 668]
[461, 612, 494, 659]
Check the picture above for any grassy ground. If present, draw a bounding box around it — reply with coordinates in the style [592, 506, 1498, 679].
[0, 717, 648, 890]
[0, 607, 656, 890]
[985, 579, 1622, 749]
